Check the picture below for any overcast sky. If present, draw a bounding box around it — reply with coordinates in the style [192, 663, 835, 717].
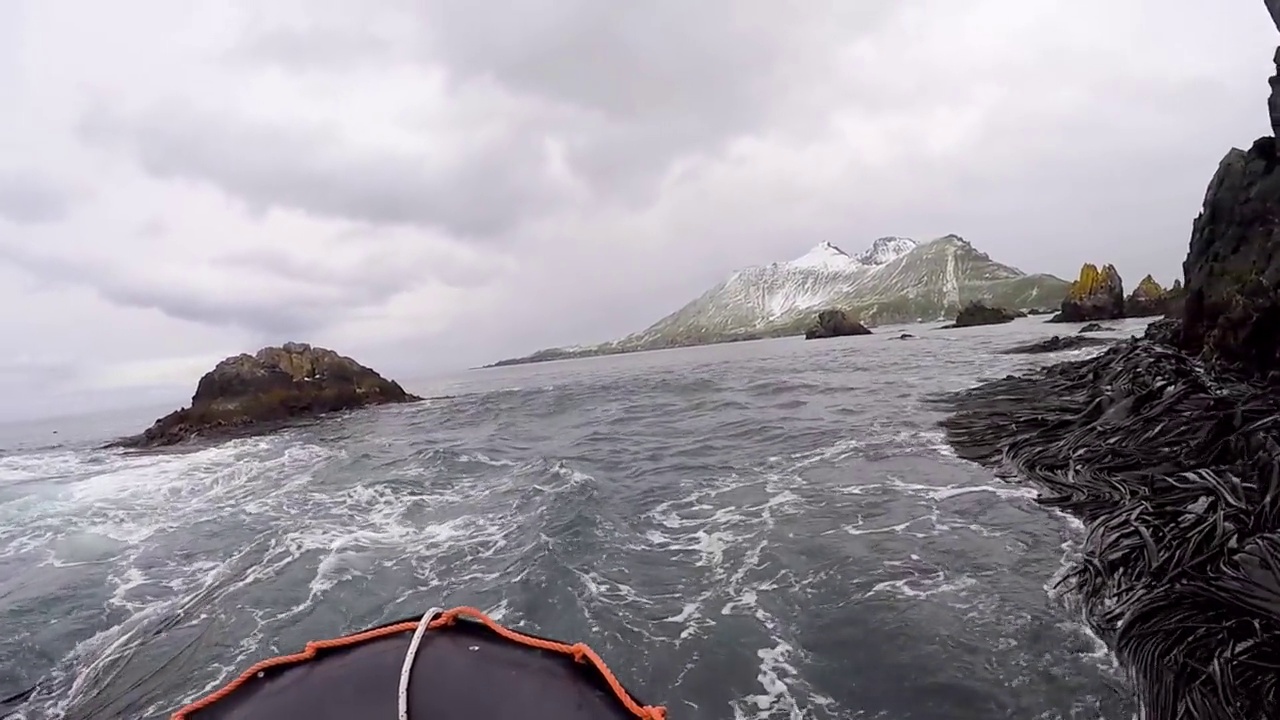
[1, 0, 1277, 421]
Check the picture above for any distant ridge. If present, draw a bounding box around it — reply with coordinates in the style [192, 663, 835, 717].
[489, 234, 1070, 367]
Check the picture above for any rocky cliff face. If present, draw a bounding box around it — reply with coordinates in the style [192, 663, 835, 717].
[1177, 129, 1280, 376]
[116, 342, 421, 447]
[1050, 263, 1126, 322]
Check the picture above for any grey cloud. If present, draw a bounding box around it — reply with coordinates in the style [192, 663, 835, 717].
[78, 104, 568, 238]
[236, 27, 389, 71]
[0, 240, 421, 340]
[0, 171, 75, 224]
[220, 0, 904, 213]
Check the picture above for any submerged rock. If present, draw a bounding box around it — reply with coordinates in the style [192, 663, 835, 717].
[1049, 263, 1125, 322]
[1078, 323, 1114, 333]
[115, 342, 421, 447]
[804, 309, 871, 339]
[1001, 335, 1112, 354]
[1124, 275, 1170, 318]
[946, 301, 1024, 328]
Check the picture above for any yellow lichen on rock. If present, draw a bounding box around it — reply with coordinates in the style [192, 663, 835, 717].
[1134, 274, 1165, 298]
[1069, 263, 1102, 300]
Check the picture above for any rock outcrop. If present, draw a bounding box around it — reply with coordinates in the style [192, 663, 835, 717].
[115, 342, 421, 447]
[1049, 263, 1126, 322]
[1179, 132, 1280, 376]
[1124, 275, 1170, 318]
[947, 301, 1024, 328]
[1164, 279, 1186, 318]
[804, 309, 871, 339]
[1001, 335, 1113, 354]
[1078, 322, 1114, 333]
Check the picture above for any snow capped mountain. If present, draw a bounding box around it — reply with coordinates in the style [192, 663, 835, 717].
[787, 241, 858, 271]
[490, 234, 1072, 366]
[854, 236, 918, 266]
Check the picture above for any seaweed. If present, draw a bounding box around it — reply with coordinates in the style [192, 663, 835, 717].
[934, 338, 1280, 719]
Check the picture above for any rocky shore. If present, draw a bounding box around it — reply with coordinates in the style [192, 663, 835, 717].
[936, 13, 1280, 718]
[112, 343, 421, 448]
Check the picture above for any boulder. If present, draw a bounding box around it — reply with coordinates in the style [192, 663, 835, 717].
[1078, 323, 1115, 333]
[947, 301, 1024, 328]
[1179, 134, 1280, 376]
[1125, 275, 1170, 318]
[1001, 335, 1113, 354]
[1049, 263, 1126, 322]
[115, 342, 421, 447]
[804, 309, 871, 339]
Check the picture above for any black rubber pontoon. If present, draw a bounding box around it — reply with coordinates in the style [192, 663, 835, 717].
[172, 606, 665, 720]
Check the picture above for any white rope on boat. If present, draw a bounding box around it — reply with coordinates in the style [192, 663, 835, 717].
[398, 607, 441, 720]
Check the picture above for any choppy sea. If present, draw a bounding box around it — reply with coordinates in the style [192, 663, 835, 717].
[0, 318, 1154, 719]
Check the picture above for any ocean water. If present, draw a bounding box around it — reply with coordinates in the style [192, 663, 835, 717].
[0, 318, 1152, 720]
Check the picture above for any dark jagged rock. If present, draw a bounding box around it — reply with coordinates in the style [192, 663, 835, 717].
[1179, 135, 1280, 376]
[803, 309, 871, 340]
[114, 342, 421, 448]
[1164, 278, 1186, 318]
[1000, 335, 1112, 354]
[1271, 46, 1280, 134]
[943, 301, 1024, 328]
[1078, 323, 1115, 333]
[1124, 275, 1170, 318]
[1025, 307, 1056, 316]
[897, 333, 916, 339]
[1049, 263, 1126, 322]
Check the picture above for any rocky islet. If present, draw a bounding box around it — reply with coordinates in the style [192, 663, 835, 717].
[804, 309, 872, 339]
[114, 342, 421, 448]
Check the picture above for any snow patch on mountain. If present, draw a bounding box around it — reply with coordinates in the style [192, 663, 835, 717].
[855, 236, 918, 266]
[787, 241, 857, 271]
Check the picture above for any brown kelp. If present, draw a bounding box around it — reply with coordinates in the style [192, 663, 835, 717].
[936, 338, 1280, 719]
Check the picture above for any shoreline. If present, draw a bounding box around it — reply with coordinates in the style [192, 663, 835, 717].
[935, 335, 1280, 718]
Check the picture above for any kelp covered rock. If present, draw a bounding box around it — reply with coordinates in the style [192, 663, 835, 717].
[1124, 275, 1169, 318]
[803, 309, 871, 339]
[1049, 263, 1126, 322]
[116, 342, 421, 447]
[1001, 335, 1112, 354]
[936, 15, 1280, 715]
[1078, 323, 1114, 333]
[938, 341, 1280, 718]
